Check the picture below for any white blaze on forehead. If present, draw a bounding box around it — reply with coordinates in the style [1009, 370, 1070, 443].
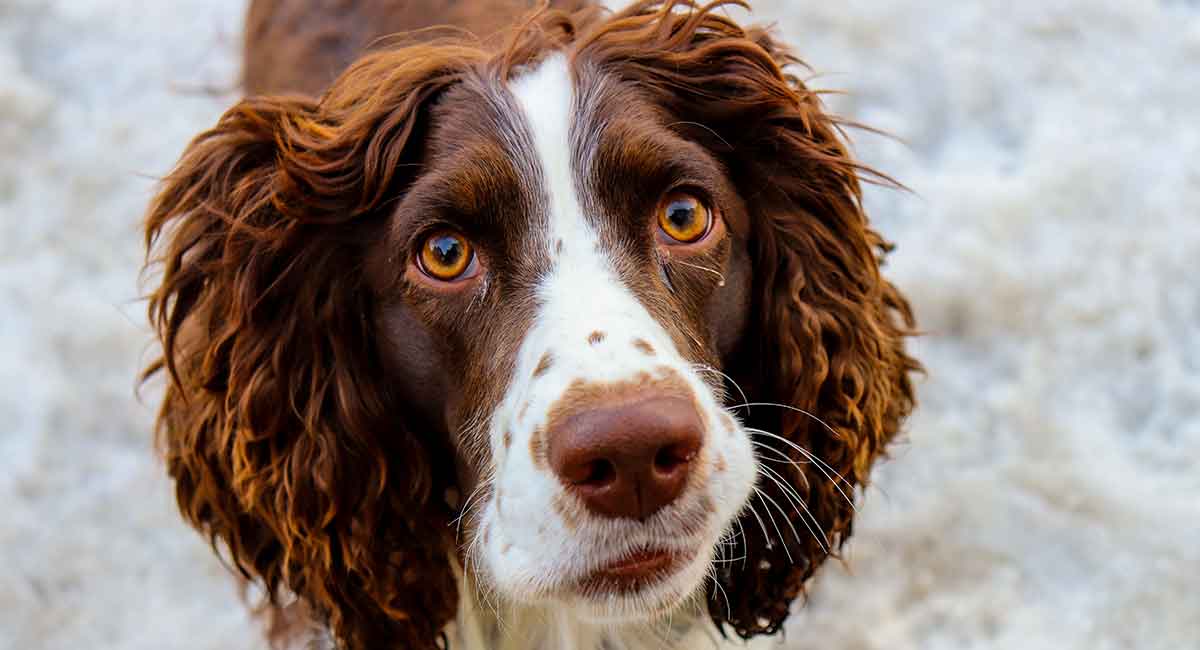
[506, 54, 678, 377]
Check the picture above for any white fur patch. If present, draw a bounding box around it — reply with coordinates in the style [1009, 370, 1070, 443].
[460, 54, 758, 647]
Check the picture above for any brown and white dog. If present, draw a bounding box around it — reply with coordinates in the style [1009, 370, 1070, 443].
[143, 1, 919, 648]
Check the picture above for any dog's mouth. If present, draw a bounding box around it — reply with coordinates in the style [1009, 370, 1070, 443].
[574, 546, 699, 597]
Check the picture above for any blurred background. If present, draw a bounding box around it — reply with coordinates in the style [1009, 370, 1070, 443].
[1, 1, 1197, 648]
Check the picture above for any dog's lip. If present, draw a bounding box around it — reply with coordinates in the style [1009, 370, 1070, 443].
[599, 548, 676, 578]
[575, 546, 697, 594]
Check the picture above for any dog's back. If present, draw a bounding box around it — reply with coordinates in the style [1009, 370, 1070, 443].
[244, 0, 590, 96]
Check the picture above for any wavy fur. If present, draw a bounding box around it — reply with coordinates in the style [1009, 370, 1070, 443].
[143, 2, 918, 647]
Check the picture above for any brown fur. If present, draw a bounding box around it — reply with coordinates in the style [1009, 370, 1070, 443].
[244, 0, 592, 96]
[143, 1, 919, 648]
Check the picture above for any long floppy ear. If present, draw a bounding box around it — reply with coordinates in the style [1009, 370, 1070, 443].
[576, 0, 920, 638]
[143, 48, 482, 648]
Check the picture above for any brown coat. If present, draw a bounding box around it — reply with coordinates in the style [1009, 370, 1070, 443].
[244, 0, 592, 95]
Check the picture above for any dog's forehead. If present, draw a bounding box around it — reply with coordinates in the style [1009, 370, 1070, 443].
[414, 55, 625, 275]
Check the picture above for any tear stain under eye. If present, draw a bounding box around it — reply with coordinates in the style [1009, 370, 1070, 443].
[658, 259, 675, 292]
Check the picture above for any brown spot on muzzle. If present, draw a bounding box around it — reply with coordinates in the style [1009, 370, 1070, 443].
[529, 426, 547, 468]
[632, 338, 655, 355]
[546, 368, 696, 432]
[588, 330, 606, 345]
[533, 352, 553, 378]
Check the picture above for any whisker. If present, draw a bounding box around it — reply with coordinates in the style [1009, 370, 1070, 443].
[729, 400, 841, 446]
[691, 363, 749, 408]
[757, 463, 831, 553]
[746, 426, 857, 510]
[452, 477, 493, 540]
[732, 510, 749, 569]
[664, 120, 734, 150]
[709, 570, 734, 621]
[751, 486, 796, 564]
[669, 257, 726, 286]
[755, 479, 811, 552]
[728, 400, 857, 488]
[740, 499, 776, 555]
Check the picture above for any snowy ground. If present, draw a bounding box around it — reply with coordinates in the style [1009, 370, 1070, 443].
[1, 1, 1197, 648]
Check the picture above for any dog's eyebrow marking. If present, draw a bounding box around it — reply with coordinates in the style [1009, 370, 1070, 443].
[533, 352, 554, 377]
[588, 331, 605, 345]
[632, 338, 655, 355]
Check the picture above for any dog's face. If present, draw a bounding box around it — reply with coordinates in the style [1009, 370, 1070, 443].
[370, 54, 758, 619]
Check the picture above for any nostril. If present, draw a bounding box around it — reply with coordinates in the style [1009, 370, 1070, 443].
[578, 459, 616, 488]
[654, 442, 698, 474]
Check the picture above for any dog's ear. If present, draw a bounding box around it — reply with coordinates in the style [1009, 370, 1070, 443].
[143, 49, 479, 648]
[576, 0, 920, 637]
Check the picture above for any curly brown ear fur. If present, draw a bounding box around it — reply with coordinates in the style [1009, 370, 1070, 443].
[142, 47, 488, 648]
[575, 0, 920, 637]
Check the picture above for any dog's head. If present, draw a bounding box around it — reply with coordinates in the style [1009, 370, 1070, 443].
[144, 1, 918, 647]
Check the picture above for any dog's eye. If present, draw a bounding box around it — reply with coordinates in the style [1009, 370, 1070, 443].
[657, 193, 710, 244]
[418, 230, 475, 281]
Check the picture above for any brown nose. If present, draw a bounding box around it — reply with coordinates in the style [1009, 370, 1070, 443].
[548, 396, 703, 520]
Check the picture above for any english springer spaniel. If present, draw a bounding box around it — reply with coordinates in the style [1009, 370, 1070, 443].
[142, 1, 919, 648]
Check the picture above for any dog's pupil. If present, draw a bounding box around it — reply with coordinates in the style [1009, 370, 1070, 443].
[668, 202, 695, 229]
[431, 236, 461, 265]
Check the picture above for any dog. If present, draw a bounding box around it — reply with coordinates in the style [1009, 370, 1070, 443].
[142, 1, 919, 647]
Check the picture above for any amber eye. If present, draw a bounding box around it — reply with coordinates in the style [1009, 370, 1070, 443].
[657, 193, 711, 243]
[418, 230, 474, 281]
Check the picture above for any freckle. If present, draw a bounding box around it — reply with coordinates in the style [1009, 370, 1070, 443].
[519, 402, 530, 421]
[503, 431, 512, 449]
[533, 352, 553, 378]
[633, 339, 655, 355]
[529, 427, 546, 468]
[588, 331, 605, 345]
[715, 455, 727, 472]
[556, 239, 564, 254]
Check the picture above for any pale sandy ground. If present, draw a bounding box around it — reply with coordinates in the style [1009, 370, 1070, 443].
[1, 1, 1197, 649]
